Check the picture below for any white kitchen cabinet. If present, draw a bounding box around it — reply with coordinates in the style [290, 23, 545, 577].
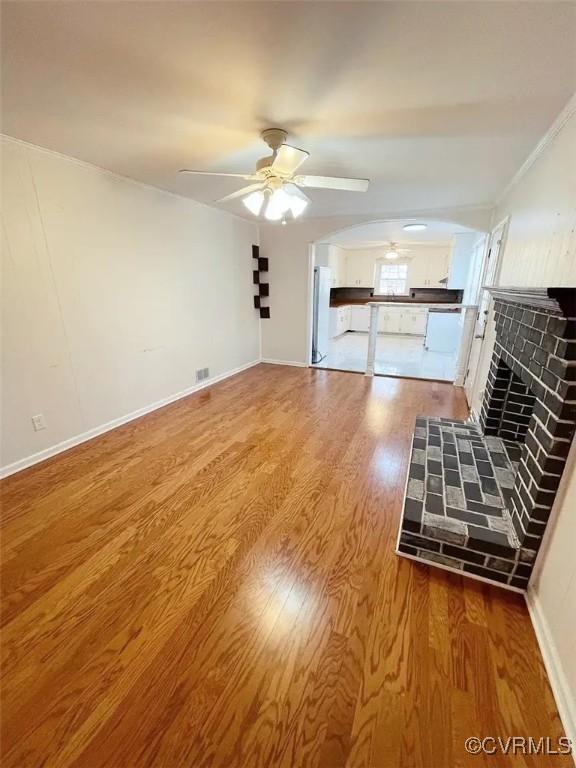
[329, 307, 338, 338]
[429, 252, 450, 286]
[341, 305, 351, 333]
[350, 305, 370, 331]
[334, 304, 428, 337]
[345, 260, 375, 288]
[328, 248, 347, 288]
[316, 245, 347, 288]
[407, 260, 427, 290]
[380, 307, 403, 334]
[377, 306, 428, 336]
[408, 252, 450, 288]
[401, 309, 428, 335]
[330, 305, 352, 337]
[377, 309, 388, 333]
[329, 257, 340, 288]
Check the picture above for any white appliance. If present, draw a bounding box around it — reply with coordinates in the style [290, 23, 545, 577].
[312, 266, 331, 364]
[425, 309, 462, 353]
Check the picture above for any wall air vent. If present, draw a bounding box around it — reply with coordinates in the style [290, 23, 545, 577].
[196, 367, 210, 383]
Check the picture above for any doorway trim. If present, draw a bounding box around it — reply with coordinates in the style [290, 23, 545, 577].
[463, 216, 510, 412]
[305, 242, 315, 366]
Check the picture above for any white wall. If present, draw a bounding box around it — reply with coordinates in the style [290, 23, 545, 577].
[469, 103, 576, 739]
[529, 442, 576, 744]
[470, 105, 576, 416]
[1, 137, 260, 473]
[497, 112, 576, 288]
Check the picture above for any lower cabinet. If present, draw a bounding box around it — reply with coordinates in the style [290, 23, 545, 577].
[379, 307, 428, 335]
[329, 308, 338, 338]
[379, 309, 402, 334]
[331, 305, 428, 337]
[401, 309, 428, 335]
[330, 305, 352, 337]
[350, 305, 370, 332]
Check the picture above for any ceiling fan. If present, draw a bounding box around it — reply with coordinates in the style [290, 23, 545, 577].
[383, 242, 412, 260]
[179, 128, 369, 222]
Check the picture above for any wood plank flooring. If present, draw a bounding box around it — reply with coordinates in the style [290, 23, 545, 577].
[1, 364, 568, 767]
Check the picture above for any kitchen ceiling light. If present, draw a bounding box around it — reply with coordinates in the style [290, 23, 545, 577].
[242, 190, 265, 216]
[403, 223, 427, 232]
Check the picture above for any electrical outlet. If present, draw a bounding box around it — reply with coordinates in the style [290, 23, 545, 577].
[31, 414, 47, 432]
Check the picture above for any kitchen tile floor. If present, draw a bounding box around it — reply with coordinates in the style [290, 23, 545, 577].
[313, 331, 458, 381]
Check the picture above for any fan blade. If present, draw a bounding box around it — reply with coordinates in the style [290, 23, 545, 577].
[294, 175, 369, 192]
[217, 183, 265, 203]
[284, 183, 311, 203]
[179, 169, 257, 179]
[271, 144, 309, 175]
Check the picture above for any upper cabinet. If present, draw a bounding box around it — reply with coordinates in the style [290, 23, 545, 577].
[331, 247, 347, 288]
[328, 244, 452, 291]
[408, 249, 450, 288]
[316, 244, 347, 288]
[345, 256, 375, 288]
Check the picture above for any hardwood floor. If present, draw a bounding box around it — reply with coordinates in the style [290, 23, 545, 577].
[1, 364, 568, 767]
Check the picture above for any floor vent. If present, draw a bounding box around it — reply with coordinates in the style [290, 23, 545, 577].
[196, 367, 210, 383]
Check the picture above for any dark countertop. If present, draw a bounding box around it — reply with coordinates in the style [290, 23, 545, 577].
[330, 296, 457, 308]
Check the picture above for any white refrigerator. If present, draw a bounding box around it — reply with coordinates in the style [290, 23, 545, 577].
[312, 266, 331, 364]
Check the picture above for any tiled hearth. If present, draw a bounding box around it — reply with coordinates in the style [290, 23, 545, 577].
[397, 287, 576, 591]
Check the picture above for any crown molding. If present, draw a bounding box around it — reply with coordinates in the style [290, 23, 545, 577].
[0, 133, 252, 226]
[496, 92, 576, 206]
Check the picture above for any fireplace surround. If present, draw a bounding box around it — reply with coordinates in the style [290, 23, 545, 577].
[397, 287, 576, 590]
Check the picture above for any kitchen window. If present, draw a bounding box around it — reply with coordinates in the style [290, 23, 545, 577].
[378, 263, 408, 295]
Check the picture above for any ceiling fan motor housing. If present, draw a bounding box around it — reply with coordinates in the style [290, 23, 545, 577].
[256, 129, 289, 175]
[260, 128, 288, 151]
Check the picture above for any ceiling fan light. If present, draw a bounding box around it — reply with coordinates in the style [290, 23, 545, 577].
[288, 195, 308, 218]
[385, 250, 399, 260]
[264, 188, 292, 221]
[242, 190, 265, 216]
[264, 206, 282, 221]
[283, 182, 309, 218]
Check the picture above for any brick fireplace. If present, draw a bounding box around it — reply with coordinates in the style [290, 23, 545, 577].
[397, 287, 576, 591]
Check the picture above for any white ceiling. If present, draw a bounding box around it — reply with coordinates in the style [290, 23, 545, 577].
[2, 1, 575, 220]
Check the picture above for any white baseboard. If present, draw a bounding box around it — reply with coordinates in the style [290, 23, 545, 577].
[526, 587, 576, 756]
[260, 358, 307, 367]
[0, 359, 261, 479]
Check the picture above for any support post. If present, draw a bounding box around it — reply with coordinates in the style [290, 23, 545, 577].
[454, 306, 477, 386]
[365, 304, 380, 377]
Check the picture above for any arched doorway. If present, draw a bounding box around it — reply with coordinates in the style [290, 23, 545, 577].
[309, 217, 487, 383]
